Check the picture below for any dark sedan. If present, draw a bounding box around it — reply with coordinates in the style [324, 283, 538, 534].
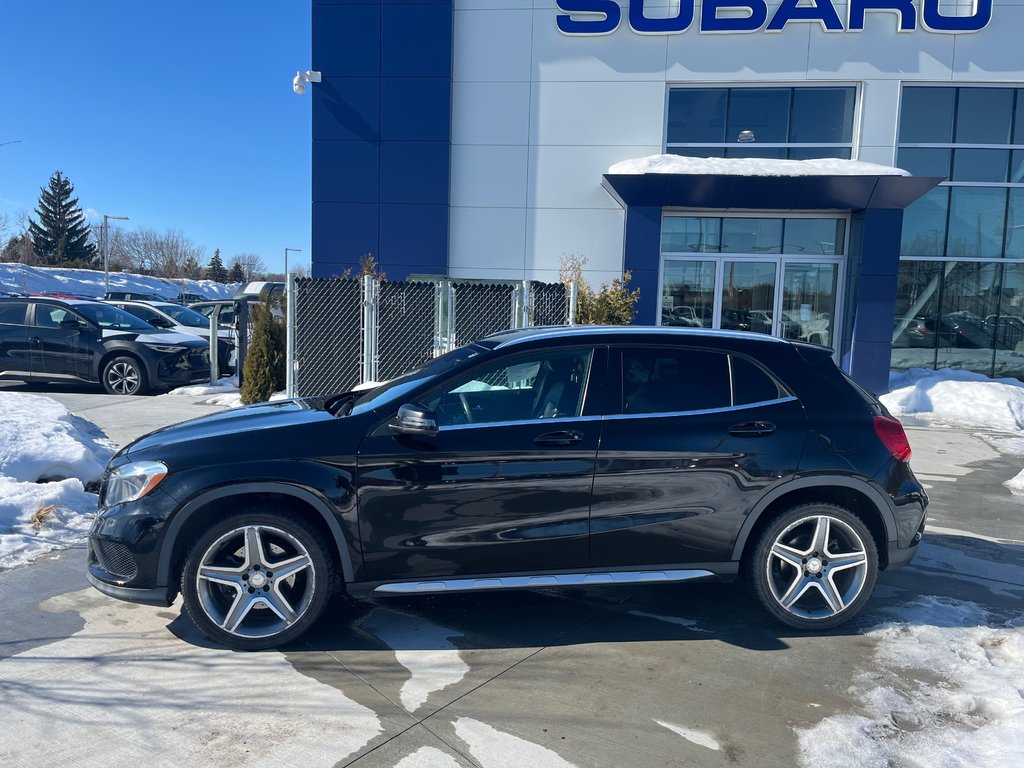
[87, 326, 927, 649]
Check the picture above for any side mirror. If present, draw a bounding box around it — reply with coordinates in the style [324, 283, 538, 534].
[150, 317, 175, 328]
[389, 403, 438, 437]
[59, 318, 85, 331]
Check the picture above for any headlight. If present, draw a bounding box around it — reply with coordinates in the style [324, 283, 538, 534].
[105, 461, 168, 505]
[144, 343, 188, 354]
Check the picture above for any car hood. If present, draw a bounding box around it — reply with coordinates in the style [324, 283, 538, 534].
[101, 328, 208, 346]
[125, 398, 336, 459]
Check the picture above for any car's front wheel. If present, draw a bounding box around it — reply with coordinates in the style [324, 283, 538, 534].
[102, 355, 148, 395]
[180, 510, 334, 650]
[749, 503, 878, 630]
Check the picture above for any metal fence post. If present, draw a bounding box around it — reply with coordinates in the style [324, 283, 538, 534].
[208, 313, 219, 384]
[568, 282, 579, 326]
[445, 281, 456, 353]
[520, 280, 531, 327]
[361, 275, 374, 383]
[235, 299, 249, 389]
[285, 273, 297, 398]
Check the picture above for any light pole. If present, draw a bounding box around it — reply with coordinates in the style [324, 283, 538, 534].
[103, 214, 129, 293]
[284, 247, 301, 275]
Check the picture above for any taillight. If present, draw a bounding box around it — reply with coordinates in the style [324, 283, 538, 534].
[874, 415, 912, 462]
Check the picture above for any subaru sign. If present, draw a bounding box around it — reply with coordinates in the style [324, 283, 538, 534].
[556, 0, 993, 35]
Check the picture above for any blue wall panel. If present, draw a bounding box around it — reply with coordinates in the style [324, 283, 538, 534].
[622, 206, 663, 325]
[313, 79, 380, 142]
[312, 0, 451, 278]
[312, 202, 380, 275]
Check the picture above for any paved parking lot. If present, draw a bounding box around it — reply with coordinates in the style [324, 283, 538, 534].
[1, 388, 1022, 767]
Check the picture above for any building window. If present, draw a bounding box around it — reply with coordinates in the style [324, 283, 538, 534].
[666, 86, 856, 160]
[898, 86, 1024, 260]
[896, 86, 1024, 380]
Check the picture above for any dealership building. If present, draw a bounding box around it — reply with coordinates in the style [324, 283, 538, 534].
[309, 0, 1023, 392]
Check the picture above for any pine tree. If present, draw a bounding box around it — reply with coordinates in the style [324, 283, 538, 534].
[28, 171, 97, 266]
[228, 260, 245, 283]
[206, 249, 227, 282]
[240, 302, 286, 404]
[181, 253, 203, 279]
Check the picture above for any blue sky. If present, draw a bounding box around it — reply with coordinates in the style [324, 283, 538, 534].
[0, 1, 311, 274]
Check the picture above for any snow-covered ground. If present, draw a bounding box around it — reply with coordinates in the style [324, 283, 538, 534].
[881, 367, 1024, 493]
[608, 154, 909, 177]
[0, 262, 237, 300]
[797, 596, 1024, 768]
[0, 393, 114, 568]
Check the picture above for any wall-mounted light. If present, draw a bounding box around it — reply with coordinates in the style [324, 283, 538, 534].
[737, 130, 756, 143]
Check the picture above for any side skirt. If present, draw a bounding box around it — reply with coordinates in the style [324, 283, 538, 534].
[347, 565, 736, 598]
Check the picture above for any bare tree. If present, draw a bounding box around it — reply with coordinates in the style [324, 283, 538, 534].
[104, 228, 205, 278]
[230, 252, 267, 282]
[0, 212, 9, 242]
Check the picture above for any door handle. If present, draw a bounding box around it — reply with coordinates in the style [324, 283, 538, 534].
[728, 421, 776, 437]
[28, 337, 41, 344]
[534, 430, 584, 447]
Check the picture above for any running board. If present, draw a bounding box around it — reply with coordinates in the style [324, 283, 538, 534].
[372, 569, 715, 595]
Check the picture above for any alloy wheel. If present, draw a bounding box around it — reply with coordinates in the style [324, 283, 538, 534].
[106, 362, 141, 395]
[765, 514, 869, 621]
[195, 524, 317, 639]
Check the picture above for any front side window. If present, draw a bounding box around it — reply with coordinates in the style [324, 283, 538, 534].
[667, 86, 856, 160]
[424, 348, 594, 427]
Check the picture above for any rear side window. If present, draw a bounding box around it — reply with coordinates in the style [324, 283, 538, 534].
[0, 302, 28, 324]
[622, 347, 731, 414]
[730, 355, 787, 405]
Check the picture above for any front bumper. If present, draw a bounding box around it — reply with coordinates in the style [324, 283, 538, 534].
[85, 568, 173, 606]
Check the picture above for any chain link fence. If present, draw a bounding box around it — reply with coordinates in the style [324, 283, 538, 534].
[292, 277, 569, 397]
[293, 278, 362, 396]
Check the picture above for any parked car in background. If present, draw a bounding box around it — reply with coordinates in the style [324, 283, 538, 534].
[31, 291, 101, 300]
[86, 326, 926, 650]
[0, 297, 210, 395]
[104, 291, 172, 303]
[233, 281, 285, 302]
[189, 298, 259, 329]
[175, 292, 208, 305]
[106, 300, 236, 374]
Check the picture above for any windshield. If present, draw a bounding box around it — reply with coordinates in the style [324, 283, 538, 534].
[75, 303, 155, 331]
[345, 343, 493, 416]
[159, 304, 213, 328]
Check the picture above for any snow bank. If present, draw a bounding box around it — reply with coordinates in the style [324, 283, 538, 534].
[0, 262, 237, 300]
[608, 154, 909, 177]
[0, 393, 115, 568]
[0, 393, 114, 482]
[161, 375, 240, 399]
[882, 368, 1024, 434]
[796, 597, 1024, 768]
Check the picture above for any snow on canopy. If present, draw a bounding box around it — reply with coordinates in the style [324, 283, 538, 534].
[607, 154, 910, 177]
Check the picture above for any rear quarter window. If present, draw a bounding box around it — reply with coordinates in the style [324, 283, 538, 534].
[0, 302, 28, 324]
[730, 355, 788, 405]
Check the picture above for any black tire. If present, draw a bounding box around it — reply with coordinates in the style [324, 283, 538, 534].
[748, 503, 878, 631]
[101, 355, 148, 395]
[180, 509, 334, 650]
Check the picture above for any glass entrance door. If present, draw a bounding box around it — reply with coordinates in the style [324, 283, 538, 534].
[660, 214, 846, 347]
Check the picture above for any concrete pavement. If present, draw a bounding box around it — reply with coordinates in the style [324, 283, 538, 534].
[0, 388, 1022, 767]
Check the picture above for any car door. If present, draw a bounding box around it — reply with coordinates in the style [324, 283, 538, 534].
[355, 346, 605, 582]
[28, 304, 95, 379]
[0, 302, 32, 377]
[589, 345, 808, 568]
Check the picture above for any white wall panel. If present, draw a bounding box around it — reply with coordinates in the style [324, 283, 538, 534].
[449, 207, 528, 274]
[531, 81, 667, 146]
[530, 9, 669, 82]
[953, 7, 1024, 80]
[453, 10, 534, 82]
[528, 144, 661, 209]
[526, 208, 626, 275]
[665, 24, 812, 82]
[807, 16, 954, 79]
[450, 146, 529, 208]
[858, 78, 900, 151]
[453, 82, 532, 146]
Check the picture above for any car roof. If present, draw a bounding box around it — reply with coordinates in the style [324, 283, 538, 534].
[487, 325, 791, 349]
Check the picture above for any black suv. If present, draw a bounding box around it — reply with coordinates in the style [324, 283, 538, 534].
[87, 327, 927, 649]
[0, 298, 212, 395]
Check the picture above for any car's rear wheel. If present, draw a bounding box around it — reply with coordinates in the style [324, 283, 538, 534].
[102, 355, 148, 395]
[180, 510, 333, 650]
[749, 503, 877, 630]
